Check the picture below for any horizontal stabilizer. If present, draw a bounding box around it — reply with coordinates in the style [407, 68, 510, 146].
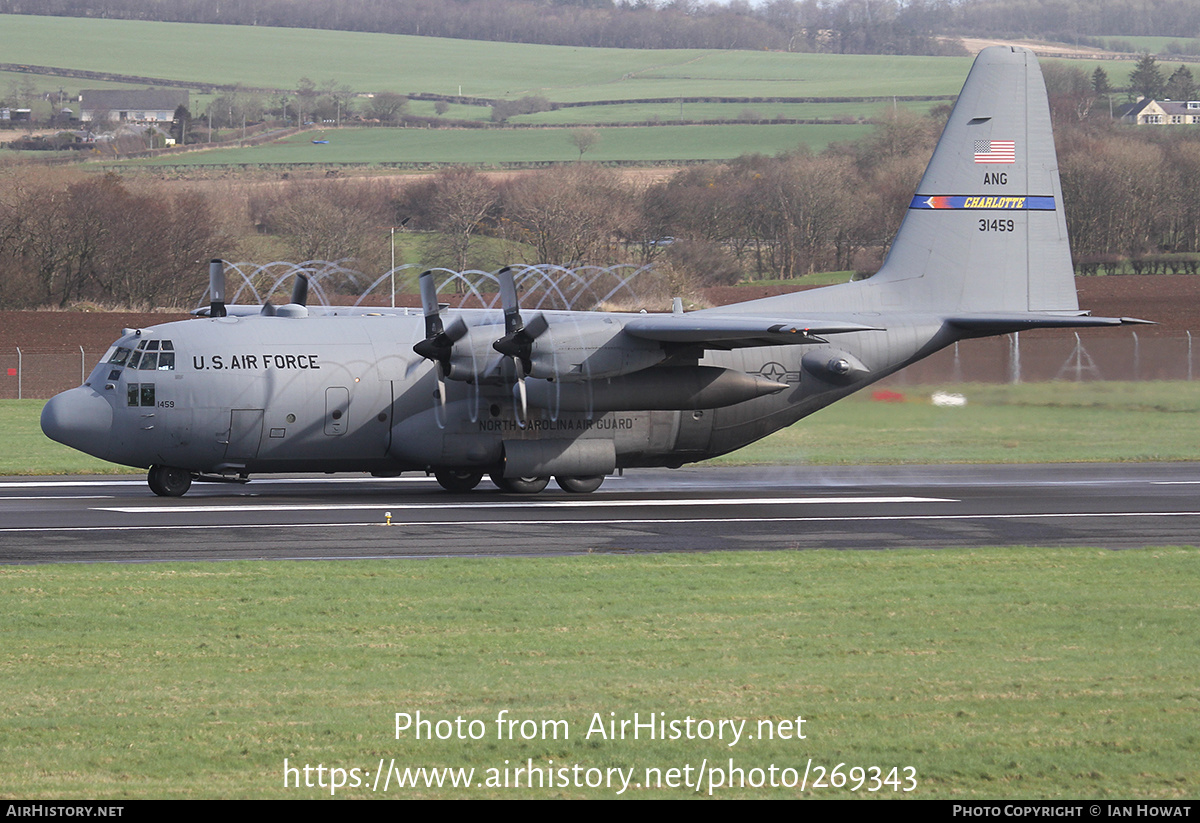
[623, 314, 884, 349]
[948, 314, 1154, 335]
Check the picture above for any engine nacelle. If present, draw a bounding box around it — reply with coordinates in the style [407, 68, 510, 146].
[443, 315, 666, 384]
[526, 366, 788, 412]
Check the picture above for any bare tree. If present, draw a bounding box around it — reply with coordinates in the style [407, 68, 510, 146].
[251, 180, 392, 271]
[420, 167, 501, 272]
[499, 165, 635, 266]
[367, 92, 408, 123]
[568, 128, 600, 160]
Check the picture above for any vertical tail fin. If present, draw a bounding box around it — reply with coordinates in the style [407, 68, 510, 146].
[873, 46, 1077, 314]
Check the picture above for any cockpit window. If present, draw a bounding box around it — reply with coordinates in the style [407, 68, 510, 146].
[127, 383, 156, 407]
[108, 347, 132, 366]
[125, 339, 174, 372]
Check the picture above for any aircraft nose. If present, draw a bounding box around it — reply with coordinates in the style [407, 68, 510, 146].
[41, 386, 114, 456]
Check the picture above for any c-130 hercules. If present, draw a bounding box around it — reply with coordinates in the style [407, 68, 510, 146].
[42, 47, 1146, 497]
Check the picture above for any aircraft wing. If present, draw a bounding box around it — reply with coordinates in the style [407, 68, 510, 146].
[622, 313, 884, 349]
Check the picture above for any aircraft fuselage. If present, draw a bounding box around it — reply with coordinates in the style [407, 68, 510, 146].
[44, 308, 944, 484]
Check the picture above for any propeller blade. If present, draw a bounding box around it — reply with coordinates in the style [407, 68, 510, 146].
[412, 272, 469, 403]
[524, 311, 549, 340]
[290, 274, 309, 307]
[417, 270, 443, 339]
[498, 266, 522, 335]
[435, 361, 448, 408]
[491, 269, 547, 369]
[493, 266, 544, 428]
[513, 359, 528, 428]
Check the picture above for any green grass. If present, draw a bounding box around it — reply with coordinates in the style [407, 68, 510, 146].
[0, 400, 137, 476]
[708, 381, 1200, 466]
[740, 270, 859, 287]
[1098, 35, 1200, 56]
[129, 123, 869, 167]
[8, 381, 1200, 477]
[510, 100, 933, 126]
[1, 548, 1196, 798]
[0, 14, 972, 103]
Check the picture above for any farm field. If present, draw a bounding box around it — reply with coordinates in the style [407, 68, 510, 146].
[0, 14, 974, 102]
[1, 14, 1168, 168]
[509, 100, 933, 126]
[1097, 34, 1200, 55]
[128, 122, 870, 167]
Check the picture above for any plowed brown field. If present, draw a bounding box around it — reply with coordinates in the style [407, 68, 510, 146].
[0, 276, 1190, 356]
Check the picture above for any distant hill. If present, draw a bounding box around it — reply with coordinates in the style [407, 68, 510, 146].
[3, 0, 1199, 56]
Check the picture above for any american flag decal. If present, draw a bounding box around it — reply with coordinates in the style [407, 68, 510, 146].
[974, 140, 1016, 164]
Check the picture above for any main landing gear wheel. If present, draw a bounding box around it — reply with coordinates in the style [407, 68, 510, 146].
[555, 475, 604, 494]
[489, 473, 550, 494]
[148, 465, 192, 497]
[435, 470, 484, 492]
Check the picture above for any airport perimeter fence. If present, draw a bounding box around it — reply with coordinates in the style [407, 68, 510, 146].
[1, 331, 1196, 401]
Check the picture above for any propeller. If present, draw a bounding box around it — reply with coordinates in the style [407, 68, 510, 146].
[412, 271, 468, 407]
[290, 273, 309, 307]
[260, 272, 308, 316]
[491, 267, 549, 427]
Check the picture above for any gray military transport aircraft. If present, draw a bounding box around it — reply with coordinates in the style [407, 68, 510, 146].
[42, 47, 1146, 497]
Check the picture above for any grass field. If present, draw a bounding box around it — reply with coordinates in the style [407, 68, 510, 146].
[0, 15, 975, 102]
[1, 548, 1196, 798]
[1099, 35, 1200, 56]
[509, 99, 934, 126]
[131, 123, 870, 167]
[712, 381, 1200, 466]
[1, 14, 1165, 109]
[7, 381, 1200, 476]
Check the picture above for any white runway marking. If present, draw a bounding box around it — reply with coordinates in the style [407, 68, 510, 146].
[0, 496, 113, 501]
[93, 496, 952, 514]
[0, 481, 148, 488]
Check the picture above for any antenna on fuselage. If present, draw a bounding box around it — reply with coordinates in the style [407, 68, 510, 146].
[208, 259, 227, 318]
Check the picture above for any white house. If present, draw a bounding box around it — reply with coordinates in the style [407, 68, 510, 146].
[1120, 98, 1200, 125]
[79, 89, 189, 123]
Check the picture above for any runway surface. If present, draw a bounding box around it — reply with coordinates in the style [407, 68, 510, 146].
[2, 463, 1199, 564]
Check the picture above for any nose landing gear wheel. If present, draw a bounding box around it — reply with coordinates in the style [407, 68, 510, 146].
[555, 475, 604, 494]
[435, 470, 484, 492]
[489, 473, 549, 494]
[148, 465, 193, 497]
